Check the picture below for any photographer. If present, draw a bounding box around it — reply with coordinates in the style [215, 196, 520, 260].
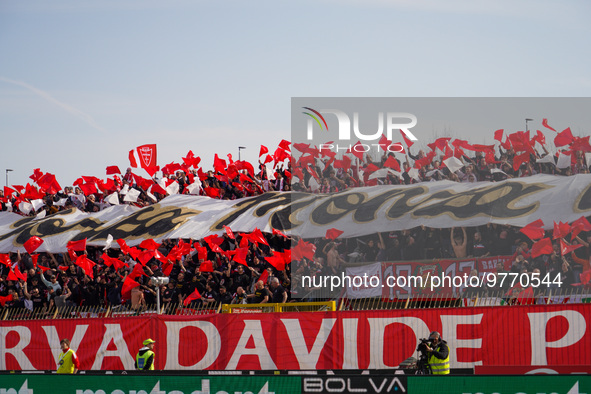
[424, 331, 450, 375]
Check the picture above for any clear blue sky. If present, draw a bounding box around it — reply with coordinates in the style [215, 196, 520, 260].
[1, 0, 590, 187]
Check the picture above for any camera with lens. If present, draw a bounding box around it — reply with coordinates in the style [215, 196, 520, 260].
[415, 338, 433, 374]
[417, 338, 432, 354]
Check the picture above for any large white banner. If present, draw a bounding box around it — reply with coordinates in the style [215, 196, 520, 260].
[1, 174, 590, 252]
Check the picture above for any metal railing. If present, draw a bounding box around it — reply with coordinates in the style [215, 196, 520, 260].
[337, 286, 591, 311]
[1, 287, 590, 320]
[221, 300, 336, 313]
[0, 302, 222, 320]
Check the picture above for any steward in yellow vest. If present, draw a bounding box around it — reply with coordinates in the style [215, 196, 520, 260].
[426, 331, 450, 375]
[135, 338, 156, 370]
[57, 338, 79, 374]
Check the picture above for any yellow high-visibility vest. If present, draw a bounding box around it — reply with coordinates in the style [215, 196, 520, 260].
[428, 345, 450, 375]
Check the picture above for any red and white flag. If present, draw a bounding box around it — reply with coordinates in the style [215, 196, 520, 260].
[129, 144, 157, 170]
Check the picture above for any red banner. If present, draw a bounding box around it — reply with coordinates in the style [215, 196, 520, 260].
[1, 304, 589, 371]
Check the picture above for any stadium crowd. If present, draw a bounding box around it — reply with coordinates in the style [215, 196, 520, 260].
[1, 122, 591, 314]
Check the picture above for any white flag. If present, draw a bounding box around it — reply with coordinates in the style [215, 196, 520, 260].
[19, 201, 33, 215]
[103, 234, 113, 251]
[30, 199, 45, 212]
[490, 168, 508, 176]
[146, 191, 157, 202]
[123, 188, 140, 203]
[186, 179, 202, 195]
[556, 152, 571, 169]
[308, 177, 320, 192]
[407, 168, 421, 181]
[443, 157, 464, 174]
[54, 198, 68, 207]
[105, 192, 120, 206]
[536, 154, 556, 165]
[166, 181, 179, 196]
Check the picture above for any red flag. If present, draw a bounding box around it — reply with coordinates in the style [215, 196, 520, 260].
[199, 260, 214, 272]
[67, 238, 87, 252]
[121, 276, 140, 299]
[0, 294, 13, 307]
[560, 239, 583, 256]
[400, 129, 414, 148]
[533, 130, 546, 146]
[0, 254, 11, 267]
[29, 168, 44, 183]
[36, 173, 61, 194]
[553, 221, 571, 240]
[519, 220, 545, 241]
[194, 245, 208, 261]
[117, 239, 131, 255]
[531, 238, 553, 258]
[7, 269, 18, 281]
[137, 250, 155, 266]
[3, 186, 15, 198]
[226, 164, 239, 180]
[278, 139, 291, 151]
[554, 127, 574, 147]
[223, 226, 235, 240]
[139, 239, 161, 251]
[542, 118, 557, 132]
[325, 228, 344, 240]
[106, 166, 121, 175]
[129, 262, 148, 280]
[569, 136, 591, 153]
[265, 254, 286, 271]
[23, 236, 44, 254]
[204, 234, 224, 248]
[258, 269, 269, 284]
[383, 156, 401, 171]
[580, 269, 591, 285]
[259, 145, 269, 157]
[14, 266, 27, 282]
[204, 187, 220, 198]
[493, 129, 504, 142]
[273, 147, 290, 165]
[233, 247, 249, 266]
[144, 165, 160, 177]
[0, 291, 16, 308]
[67, 249, 77, 262]
[129, 144, 157, 170]
[213, 154, 227, 174]
[378, 134, 393, 152]
[571, 216, 591, 240]
[250, 228, 269, 246]
[182, 151, 201, 168]
[272, 228, 288, 239]
[162, 260, 173, 277]
[513, 152, 530, 171]
[292, 239, 316, 261]
[75, 255, 96, 278]
[183, 288, 202, 306]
